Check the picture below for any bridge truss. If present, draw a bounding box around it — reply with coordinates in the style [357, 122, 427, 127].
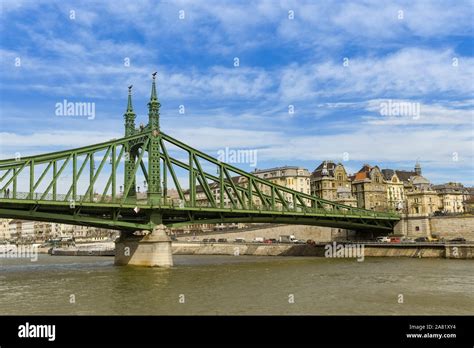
[0, 76, 399, 233]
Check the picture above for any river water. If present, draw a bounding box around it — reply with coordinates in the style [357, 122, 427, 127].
[0, 255, 473, 315]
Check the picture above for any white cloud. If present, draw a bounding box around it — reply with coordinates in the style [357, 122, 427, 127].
[278, 48, 474, 101]
[364, 99, 474, 126]
[0, 131, 121, 159]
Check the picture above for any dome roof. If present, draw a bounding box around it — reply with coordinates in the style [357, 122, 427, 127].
[412, 175, 430, 185]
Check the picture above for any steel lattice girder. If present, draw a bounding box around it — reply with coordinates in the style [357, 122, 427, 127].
[0, 130, 400, 232]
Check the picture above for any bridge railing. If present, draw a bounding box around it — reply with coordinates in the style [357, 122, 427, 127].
[0, 191, 399, 219]
[165, 198, 398, 218]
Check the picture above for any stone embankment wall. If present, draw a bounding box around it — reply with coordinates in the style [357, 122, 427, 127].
[177, 216, 473, 244]
[173, 242, 325, 256]
[172, 242, 473, 259]
[430, 216, 474, 240]
[394, 215, 474, 240]
[176, 224, 353, 243]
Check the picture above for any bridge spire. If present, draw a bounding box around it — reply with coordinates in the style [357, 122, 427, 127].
[148, 72, 160, 131]
[147, 72, 162, 204]
[124, 85, 137, 198]
[124, 85, 136, 136]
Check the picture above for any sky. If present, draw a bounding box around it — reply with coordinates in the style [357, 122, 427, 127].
[1, 0, 473, 186]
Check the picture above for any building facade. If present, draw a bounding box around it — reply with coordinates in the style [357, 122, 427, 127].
[311, 161, 356, 206]
[253, 166, 311, 207]
[0, 219, 11, 241]
[9, 220, 35, 241]
[253, 166, 311, 195]
[432, 182, 466, 214]
[351, 165, 388, 211]
[381, 169, 405, 210]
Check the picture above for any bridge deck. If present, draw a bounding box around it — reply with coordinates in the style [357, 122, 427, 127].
[0, 194, 399, 232]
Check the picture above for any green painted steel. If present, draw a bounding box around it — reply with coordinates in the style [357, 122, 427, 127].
[0, 75, 400, 233]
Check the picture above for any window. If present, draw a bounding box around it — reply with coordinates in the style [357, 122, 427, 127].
[415, 226, 420, 231]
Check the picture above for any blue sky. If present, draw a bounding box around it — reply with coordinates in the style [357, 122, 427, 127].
[1, 0, 473, 186]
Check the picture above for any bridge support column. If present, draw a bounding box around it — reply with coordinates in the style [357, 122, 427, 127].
[114, 224, 173, 267]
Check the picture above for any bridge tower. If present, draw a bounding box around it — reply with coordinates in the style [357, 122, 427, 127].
[123, 85, 137, 198]
[115, 74, 172, 267]
[147, 72, 162, 206]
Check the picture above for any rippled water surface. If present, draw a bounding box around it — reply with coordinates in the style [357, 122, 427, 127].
[0, 255, 473, 315]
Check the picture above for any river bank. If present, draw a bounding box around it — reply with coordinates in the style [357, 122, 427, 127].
[173, 242, 473, 259]
[42, 241, 474, 259]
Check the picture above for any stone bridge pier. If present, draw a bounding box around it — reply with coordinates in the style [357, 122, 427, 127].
[115, 224, 173, 267]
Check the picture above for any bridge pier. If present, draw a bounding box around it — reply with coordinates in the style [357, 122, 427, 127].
[114, 224, 173, 267]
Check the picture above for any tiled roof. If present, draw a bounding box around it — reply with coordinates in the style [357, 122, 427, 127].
[381, 169, 395, 180]
[351, 164, 372, 182]
[354, 172, 368, 181]
[432, 183, 466, 193]
[311, 160, 338, 178]
[395, 170, 417, 183]
[253, 166, 301, 173]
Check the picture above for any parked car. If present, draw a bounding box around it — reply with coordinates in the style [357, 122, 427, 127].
[450, 237, 466, 243]
[268, 238, 278, 243]
[401, 237, 415, 243]
[427, 235, 440, 242]
[234, 238, 246, 243]
[202, 238, 209, 243]
[390, 237, 401, 243]
[217, 238, 227, 243]
[306, 239, 316, 246]
[279, 235, 298, 243]
[208, 238, 216, 243]
[254, 237, 264, 243]
[376, 236, 391, 243]
[264, 239, 273, 244]
[414, 237, 428, 242]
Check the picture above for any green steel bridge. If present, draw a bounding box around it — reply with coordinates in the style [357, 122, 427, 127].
[0, 74, 400, 234]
